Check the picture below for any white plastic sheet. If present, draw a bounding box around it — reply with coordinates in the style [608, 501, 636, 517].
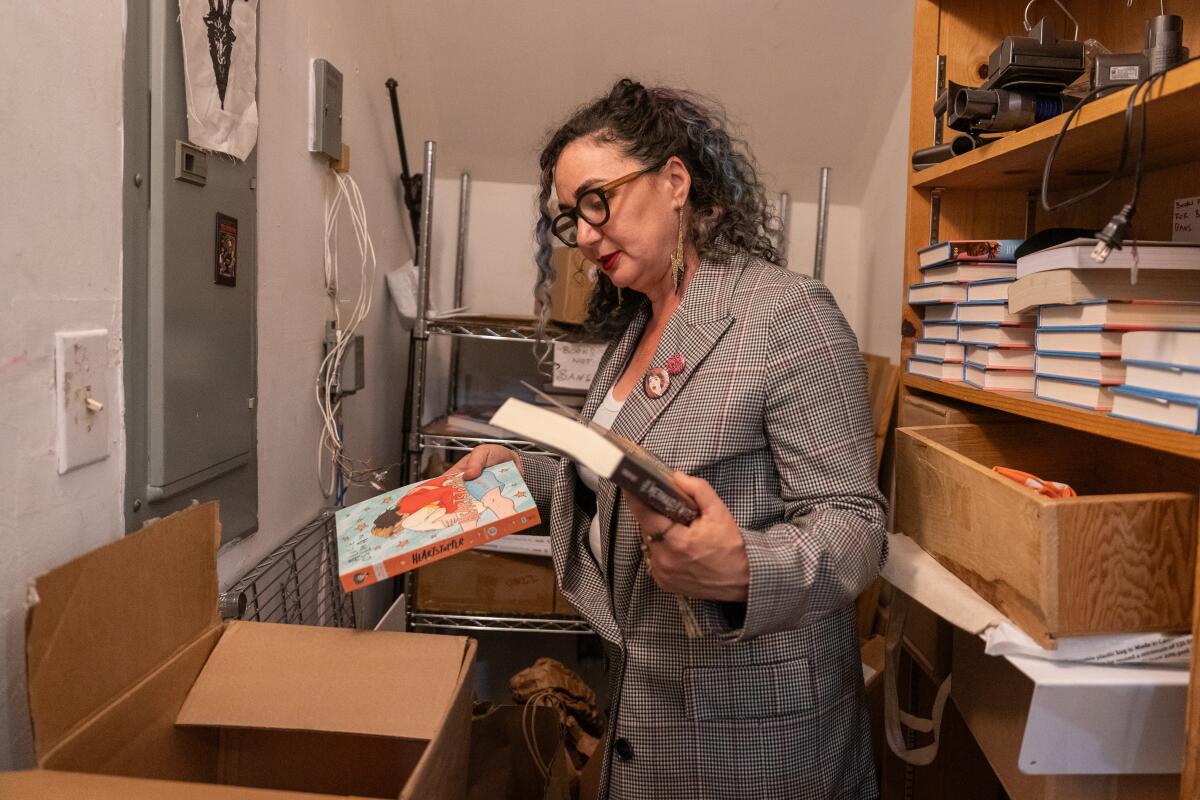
[178, 0, 259, 160]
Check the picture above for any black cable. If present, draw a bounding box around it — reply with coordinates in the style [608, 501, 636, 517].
[1040, 84, 1116, 213]
[1093, 53, 1200, 261]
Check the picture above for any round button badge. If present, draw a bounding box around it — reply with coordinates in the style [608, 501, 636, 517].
[643, 367, 670, 399]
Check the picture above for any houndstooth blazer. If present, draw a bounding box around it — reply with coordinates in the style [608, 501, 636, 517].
[522, 245, 888, 800]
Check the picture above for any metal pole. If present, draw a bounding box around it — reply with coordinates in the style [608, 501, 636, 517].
[447, 173, 470, 414]
[406, 141, 436, 484]
[813, 167, 831, 281]
[777, 191, 791, 259]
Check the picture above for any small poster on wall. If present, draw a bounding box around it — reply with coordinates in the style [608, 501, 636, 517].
[214, 213, 238, 287]
[178, 0, 259, 160]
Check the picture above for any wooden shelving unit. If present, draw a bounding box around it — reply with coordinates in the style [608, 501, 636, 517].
[903, 374, 1200, 460]
[901, 3, 1200, 798]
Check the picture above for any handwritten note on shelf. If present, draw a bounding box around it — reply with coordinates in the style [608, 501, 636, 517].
[1174, 195, 1200, 244]
[552, 341, 607, 391]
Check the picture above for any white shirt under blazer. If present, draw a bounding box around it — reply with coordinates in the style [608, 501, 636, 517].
[521, 244, 888, 800]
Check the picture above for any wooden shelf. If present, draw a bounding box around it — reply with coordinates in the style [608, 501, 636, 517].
[903, 373, 1200, 460]
[910, 61, 1200, 192]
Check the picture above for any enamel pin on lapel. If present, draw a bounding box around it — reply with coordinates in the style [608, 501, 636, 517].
[665, 354, 685, 375]
[644, 367, 670, 399]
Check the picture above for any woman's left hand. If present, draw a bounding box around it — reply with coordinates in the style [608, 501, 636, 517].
[625, 472, 750, 603]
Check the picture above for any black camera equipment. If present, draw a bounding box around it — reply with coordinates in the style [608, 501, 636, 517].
[935, 16, 1085, 137]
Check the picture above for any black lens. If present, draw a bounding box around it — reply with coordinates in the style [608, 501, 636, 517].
[577, 190, 609, 226]
[552, 214, 578, 247]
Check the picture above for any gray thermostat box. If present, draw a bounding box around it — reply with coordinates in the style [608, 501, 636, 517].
[310, 58, 343, 159]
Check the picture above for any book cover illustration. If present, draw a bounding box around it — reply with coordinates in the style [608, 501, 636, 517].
[335, 460, 540, 591]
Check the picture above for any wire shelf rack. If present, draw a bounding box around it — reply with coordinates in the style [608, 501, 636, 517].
[418, 427, 557, 457]
[426, 315, 591, 344]
[409, 611, 594, 634]
[219, 510, 356, 629]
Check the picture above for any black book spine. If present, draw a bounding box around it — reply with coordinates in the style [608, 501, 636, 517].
[614, 459, 698, 524]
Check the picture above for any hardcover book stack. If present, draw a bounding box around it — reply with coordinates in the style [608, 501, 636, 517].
[1007, 239, 1200, 416]
[907, 238, 1030, 386]
[1112, 331, 1200, 433]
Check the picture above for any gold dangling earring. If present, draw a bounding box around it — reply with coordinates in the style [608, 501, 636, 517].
[671, 207, 686, 292]
[617, 286, 624, 308]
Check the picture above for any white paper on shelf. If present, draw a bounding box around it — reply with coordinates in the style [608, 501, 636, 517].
[883, 533, 1190, 775]
[985, 620, 1192, 666]
[474, 533, 552, 558]
[883, 534, 1192, 666]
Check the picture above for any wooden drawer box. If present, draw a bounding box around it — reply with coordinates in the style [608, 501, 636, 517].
[895, 423, 1196, 645]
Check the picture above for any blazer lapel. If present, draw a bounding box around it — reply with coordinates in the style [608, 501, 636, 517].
[600, 249, 744, 627]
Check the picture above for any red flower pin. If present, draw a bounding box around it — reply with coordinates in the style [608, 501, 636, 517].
[665, 354, 685, 375]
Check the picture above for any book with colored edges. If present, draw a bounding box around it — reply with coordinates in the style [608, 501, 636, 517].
[1007, 268, 1200, 313]
[914, 340, 964, 362]
[1124, 362, 1200, 397]
[1015, 238, 1200, 279]
[920, 262, 1018, 283]
[489, 398, 699, 524]
[334, 461, 541, 591]
[908, 281, 967, 304]
[956, 301, 1035, 326]
[922, 321, 958, 342]
[1122, 330, 1200, 370]
[907, 356, 963, 382]
[918, 239, 1022, 269]
[922, 303, 957, 322]
[1111, 385, 1200, 433]
[1037, 301, 1200, 330]
[957, 324, 1035, 348]
[1035, 353, 1126, 385]
[1035, 328, 1123, 357]
[1035, 376, 1115, 411]
[965, 277, 1015, 303]
[964, 364, 1034, 392]
[964, 345, 1035, 370]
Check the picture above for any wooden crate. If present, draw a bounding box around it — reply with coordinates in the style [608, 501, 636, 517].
[895, 423, 1197, 645]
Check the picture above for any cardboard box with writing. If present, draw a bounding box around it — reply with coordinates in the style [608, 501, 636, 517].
[415, 549, 556, 615]
[22, 502, 476, 799]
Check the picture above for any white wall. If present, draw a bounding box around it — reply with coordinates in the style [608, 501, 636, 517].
[856, 79, 913, 361]
[0, 0, 126, 770]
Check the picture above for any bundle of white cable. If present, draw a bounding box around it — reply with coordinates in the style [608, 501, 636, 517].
[315, 170, 378, 497]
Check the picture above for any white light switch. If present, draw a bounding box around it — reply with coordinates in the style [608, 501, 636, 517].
[55, 329, 111, 474]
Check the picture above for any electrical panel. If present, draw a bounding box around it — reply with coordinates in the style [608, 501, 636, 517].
[123, 0, 257, 542]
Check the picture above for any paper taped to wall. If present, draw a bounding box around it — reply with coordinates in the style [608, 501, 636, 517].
[178, 0, 260, 160]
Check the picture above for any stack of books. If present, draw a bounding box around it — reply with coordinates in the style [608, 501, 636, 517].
[1008, 239, 1200, 414]
[907, 238, 1026, 385]
[1111, 331, 1200, 433]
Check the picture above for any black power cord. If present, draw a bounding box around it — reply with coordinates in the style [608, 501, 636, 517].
[1041, 53, 1200, 262]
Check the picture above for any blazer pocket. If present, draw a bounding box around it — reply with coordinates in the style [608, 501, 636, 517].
[683, 657, 814, 722]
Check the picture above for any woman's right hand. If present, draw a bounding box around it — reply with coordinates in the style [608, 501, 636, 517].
[447, 444, 523, 481]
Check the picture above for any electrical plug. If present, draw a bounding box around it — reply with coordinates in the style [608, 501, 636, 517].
[1091, 203, 1136, 263]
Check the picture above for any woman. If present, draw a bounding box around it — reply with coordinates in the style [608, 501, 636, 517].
[453, 79, 887, 800]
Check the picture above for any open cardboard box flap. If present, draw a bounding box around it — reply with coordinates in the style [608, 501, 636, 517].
[26, 502, 222, 760]
[177, 620, 470, 741]
[24, 502, 476, 799]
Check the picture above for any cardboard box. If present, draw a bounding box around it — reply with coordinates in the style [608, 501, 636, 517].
[552, 583, 582, 619]
[548, 247, 596, 325]
[895, 423, 1196, 644]
[415, 549, 556, 615]
[952, 630, 1181, 800]
[23, 502, 476, 799]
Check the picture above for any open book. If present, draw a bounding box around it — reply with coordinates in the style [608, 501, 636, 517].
[489, 397, 698, 524]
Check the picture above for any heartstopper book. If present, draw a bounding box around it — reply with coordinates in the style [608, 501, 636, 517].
[335, 460, 540, 591]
